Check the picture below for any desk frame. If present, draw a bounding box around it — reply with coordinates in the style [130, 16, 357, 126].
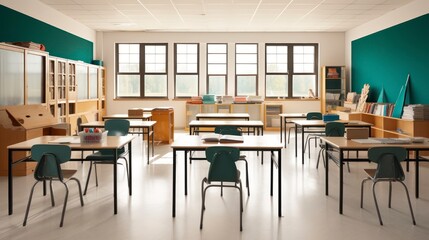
[279, 113, 306, 147]
[195, 113, 250, 121]
[7, 135, 134, 215]
[171, 135, 282, 217]
[82, 121, 155, 164]
[189, 120, 264, 136]
[293, 120, 372, 164]
[322, 136, 429, 214]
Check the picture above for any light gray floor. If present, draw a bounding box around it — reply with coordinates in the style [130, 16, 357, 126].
[1, 130, 429, 240]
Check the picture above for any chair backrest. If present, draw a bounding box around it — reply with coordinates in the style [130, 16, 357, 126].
[307, 112, 322, 120]
[105, 119, 130, 136]
[325, 122, 345, 137]
[368, 147, 407, 180]
[214, 126, 242, 136]
[205, 146, 240, 182]
[31, 144, 71, 181]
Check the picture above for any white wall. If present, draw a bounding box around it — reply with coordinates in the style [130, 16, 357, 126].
[345, 0, 429, 88]
[0, 0, 96, 45]
[101, 31, 345, 128]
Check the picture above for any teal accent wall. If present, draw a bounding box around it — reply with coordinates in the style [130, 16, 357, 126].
[0, 5, 93, 63]
[351, 14, 429, 104]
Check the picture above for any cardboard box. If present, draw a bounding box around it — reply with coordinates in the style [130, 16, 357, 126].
[128, 108, 143, 116]
[345, 128, 369, 140]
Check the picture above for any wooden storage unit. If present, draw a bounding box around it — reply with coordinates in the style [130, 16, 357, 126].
[339, 112, 429, 138]
[321, 66, 346, 113]
[264, 103, 282, 130]
[0, 105, 68, 176]
[152, 107, 174, 144]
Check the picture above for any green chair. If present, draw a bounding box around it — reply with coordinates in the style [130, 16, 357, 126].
[23, 144, 84, 227]
[200, 146, 243, 231]
[304, 112, 324, 157]
[214, 126, 250, 196]
[83, 119, 131, 195]
[360, 147, 416, 225]
[316, 122, 350, 172]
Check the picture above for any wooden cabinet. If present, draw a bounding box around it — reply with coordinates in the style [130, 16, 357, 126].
[339, 112, 429, 138]
[0, 43, 48, 107]
[152, 107, 174, 144]
[264, 103, 282, 130]
[321, 66, 346, 113]
[48, 57, 105, 134]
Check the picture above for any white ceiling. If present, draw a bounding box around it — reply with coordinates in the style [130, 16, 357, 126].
[39, 0, 414, 32]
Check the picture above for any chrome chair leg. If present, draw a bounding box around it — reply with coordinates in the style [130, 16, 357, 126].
[23, 182, 39, 226]
[399, 181, 417, 225]
[372, 181, 383, 225]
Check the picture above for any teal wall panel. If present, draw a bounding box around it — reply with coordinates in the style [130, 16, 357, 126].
[0, 5, 93, 63]
[351, 14, 429, 104]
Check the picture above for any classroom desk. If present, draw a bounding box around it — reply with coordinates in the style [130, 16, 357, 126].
[102, 113, 152, 121]
[195, 113, 250, 121]
[321, 136, 429, 214]
[292, 120, 372, 164]
[188, 120, 264, 135]
[279, 113, 306, 147]
[7, 135, 135, 215]
[170, 135, 283, 217]
[81, 120, 156, 164]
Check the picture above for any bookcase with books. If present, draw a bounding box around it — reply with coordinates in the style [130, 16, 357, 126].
[321, 66, 346, 113]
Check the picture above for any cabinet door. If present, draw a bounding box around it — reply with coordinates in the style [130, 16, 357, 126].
[27, 53, 47, 104]
[0, 48, 24, 106]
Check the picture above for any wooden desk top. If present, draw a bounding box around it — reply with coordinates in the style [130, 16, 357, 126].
[171, 135, 282, 150]
[279, 113, 306, 118]
[102, 114, 152, 120]
[321, 136, 429, 150]
[195, 113, 250, 118]
[291, 120, 372, 127]
[7, 135, 135, 151]
[189, 120, 263, 127]
[82, 121, 156, 128]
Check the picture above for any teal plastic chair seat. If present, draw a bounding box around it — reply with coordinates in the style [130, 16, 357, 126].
[84, 119, 130, 195]
[23, 144, 84, 227]
[200, 146, 243, 231]
[360, 147, 416, 225]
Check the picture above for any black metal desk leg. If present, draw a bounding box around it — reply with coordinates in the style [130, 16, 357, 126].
[8, 149, 13, 215]
[301, 127, 305, 164]
[270, 151, 273, 196]
[325, 142, 329, 196]
[278, 149, 282, 217]
[114, 149, 118, 214]
[280, 116, 283, 144]
[416, 150, 420, 198]
[172, 149, 177, 217]
[184, 150, 188, 196]
[295, 123, 298, 157]
[339, 150, 344, 214]
[129, 141, 132, 195]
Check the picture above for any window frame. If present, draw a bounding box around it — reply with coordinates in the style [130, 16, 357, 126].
[265, 43, 318, 99]
[235, 43, 258, 96]
[174, 43, 200, 98]
[115, 43, 168, 99]
[206, 43, 228, 96]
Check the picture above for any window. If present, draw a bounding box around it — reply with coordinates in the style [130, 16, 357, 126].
[265, 44, 288, 98]
[235, 43, 258, 96]
[265, 43, 318, 98]
[175, 43, 199, 97]
[116, 43, 167, 98]
[207, 43, 227, 95]
[292, 45, 317, 97]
